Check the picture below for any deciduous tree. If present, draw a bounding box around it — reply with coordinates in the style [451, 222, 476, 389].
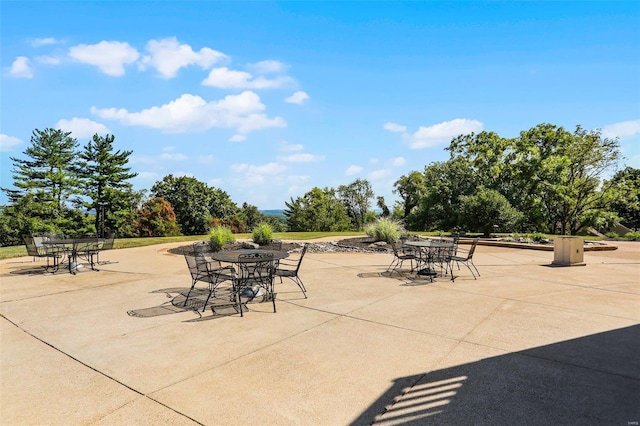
[338, 178, 374, 231]
[151, 175, 238, 235]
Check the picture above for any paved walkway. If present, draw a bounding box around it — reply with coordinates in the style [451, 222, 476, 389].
[1, 240, 639, 425]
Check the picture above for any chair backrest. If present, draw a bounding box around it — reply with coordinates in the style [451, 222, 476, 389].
[238, 252, 275, 281]
[184, 254, 210, 280]
[22, 235, 40, 257]
[466, 238, 479, 260]
[291, 244, 308, 274]
[192, 241, 210, 255]
[264, 240, 283, 251]
[451, 235, 460, 255]
[101, 232, 116, 250]
[390, 241, 401, 256]
[434, 243, 454, 261]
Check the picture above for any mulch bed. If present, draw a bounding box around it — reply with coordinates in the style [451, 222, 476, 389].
[167, 237, 393, 256]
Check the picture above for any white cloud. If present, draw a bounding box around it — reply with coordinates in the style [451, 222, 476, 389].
[279, 141, 304, 152]
[407, 118, 483, 149]
[285, 91, 309, 105]
[202, 67, 293, 89]
[68, 41, 139, 76]
[159, 152, 188, 161]
[32, 37, 59, 47]
[0, 134, 23, 151]
[36, 55, 62, 65]
[369, 169, 391, 180]
[345, 165, 363, 176]
[230, 134, 246, 142]
[602, 119, 640, 139]
[91, 91, 286, 135]
[55, 118, 110, 138]
[230, 162, 287, 187]
[131, 151, 187, 164]
[391, 157, 406, 167]
[278, 153, 325, 163]
[8, 56, 33, 78]
[140, 37, 227, 78]
[133, 171, 160, 181]
[384, 122, 406, 133]
[248, 60, 288, 74]
[231, 162, 286, 175]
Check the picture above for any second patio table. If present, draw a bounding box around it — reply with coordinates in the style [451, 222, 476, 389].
[404, 240, 454, 280]
[42, 237, 104, 274]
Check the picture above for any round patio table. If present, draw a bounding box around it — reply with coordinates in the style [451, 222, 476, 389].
[42, 238, 104, 274]
[404, 240, 454, 280]
[208, 249, 289, 317]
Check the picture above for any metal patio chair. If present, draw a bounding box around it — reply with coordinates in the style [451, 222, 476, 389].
[274, 244, 308, 298]
[387, 241, 418, 273]
[451, 238, 480, 281]
[183, 250, 235, 312]
[22, 234, 64, 272]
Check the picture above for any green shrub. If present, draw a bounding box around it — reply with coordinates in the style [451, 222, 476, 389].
[605, 231, 619, 239]
[252, 222, 273, 246]
[209, 226, 235, 251]
[624, 231, 640, 241]
[365, 217, 405, 243]
[530, 232, 546, 242]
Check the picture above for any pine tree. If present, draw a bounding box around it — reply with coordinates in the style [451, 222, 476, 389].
[7, 128, 79, 215]
[74, 134, 138, 236]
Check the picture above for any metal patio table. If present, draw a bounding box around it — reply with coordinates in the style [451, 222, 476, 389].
[42, 238, 104, 274]
[404, 240, 455, 280]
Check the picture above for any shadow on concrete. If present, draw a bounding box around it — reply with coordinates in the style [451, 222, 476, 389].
[351, 325, 640, 425]
[127, 287, 242, 321]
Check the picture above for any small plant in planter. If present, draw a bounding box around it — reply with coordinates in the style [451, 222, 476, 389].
[365, 217, 405, 243]
[209, 225, 235, 251]
[252, 222, 273, 246]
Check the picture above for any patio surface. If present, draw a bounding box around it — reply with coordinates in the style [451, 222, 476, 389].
[1, 239, 639, 425]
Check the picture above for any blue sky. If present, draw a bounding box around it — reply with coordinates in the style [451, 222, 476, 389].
[1, 1, 639, 210]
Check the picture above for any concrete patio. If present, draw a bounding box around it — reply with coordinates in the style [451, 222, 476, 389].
[1, 239, 639, 425]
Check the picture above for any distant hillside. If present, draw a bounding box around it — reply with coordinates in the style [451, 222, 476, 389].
[261, 209, 285, 216]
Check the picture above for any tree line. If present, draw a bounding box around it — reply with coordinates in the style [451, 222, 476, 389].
[1, 123, 638, 246]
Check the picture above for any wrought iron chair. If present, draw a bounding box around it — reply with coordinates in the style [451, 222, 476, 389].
[183, 251, 235, 312]
[80, 231, 116, 267]
[451, 238, 480, 281]
[387, 241, 418, 273]
[235, 252, 276, 317]
[274, 244, 308, 298]
[22, 235, 64, 272]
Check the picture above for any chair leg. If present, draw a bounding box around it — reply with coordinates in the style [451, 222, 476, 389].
[294, 276, 307, 298]
[183, 280, 197, 307]
[470, 261, 480, 277]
